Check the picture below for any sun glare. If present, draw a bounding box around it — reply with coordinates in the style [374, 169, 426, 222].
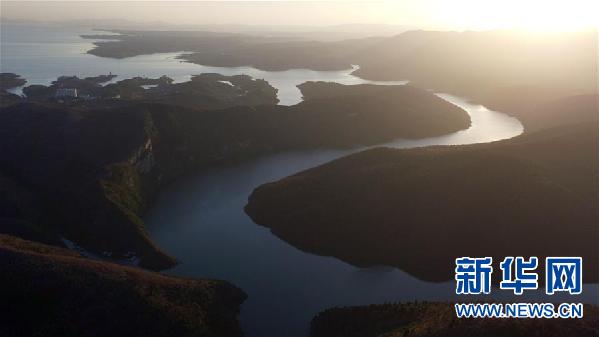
[429, 0, 598, 32]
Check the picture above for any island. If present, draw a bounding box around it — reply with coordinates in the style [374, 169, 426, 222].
[82, 30, 258, 59]
[81, 30, 377, 71]
[20, 73, 279, 109]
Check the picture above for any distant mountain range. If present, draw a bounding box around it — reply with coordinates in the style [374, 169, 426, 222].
[1, 18, 410, 40]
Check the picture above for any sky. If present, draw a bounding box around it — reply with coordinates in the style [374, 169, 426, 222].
[1, 0, 598, 32]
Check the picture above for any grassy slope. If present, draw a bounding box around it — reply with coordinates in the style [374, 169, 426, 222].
[0, 234, 246, 337]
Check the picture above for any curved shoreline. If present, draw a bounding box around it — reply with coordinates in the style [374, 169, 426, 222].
[1, 28, 534, 335]
[145, 81, 525, 336]
[6, 31, 527, 334]
[3, 25, 596, 337]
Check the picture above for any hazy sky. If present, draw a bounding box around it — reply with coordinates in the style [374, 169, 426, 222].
[2, 0, 598, 31]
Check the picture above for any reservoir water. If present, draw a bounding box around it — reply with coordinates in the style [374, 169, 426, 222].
[2, 23, 596, 337]
[1, 23, 403, 105]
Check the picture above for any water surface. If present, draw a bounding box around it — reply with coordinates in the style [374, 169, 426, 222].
[144, 93, 528, 336]
[4, 24, 596, 337]
[1, 23, 403, 104]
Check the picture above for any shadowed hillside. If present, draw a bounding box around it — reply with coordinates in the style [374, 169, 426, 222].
[83, 29, 596, 132]
[0, 83, 468, 270]
[83, 30, 381, 71]
[245, 98, 598, 282]
[481, 92, 599, 132]
[352, 30, 597, 132]
[0, 234, 246, 337]
[180, 38, 379, 71]
[353, 30, 596, 96]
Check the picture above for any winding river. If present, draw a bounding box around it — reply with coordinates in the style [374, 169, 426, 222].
[141, 68, 527, 335]
[145, 87, 599, 336]
[3, 24, 597, 337]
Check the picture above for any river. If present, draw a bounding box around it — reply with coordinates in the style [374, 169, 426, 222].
[142, 92, 528, 337]
[3, 23, 596, 337]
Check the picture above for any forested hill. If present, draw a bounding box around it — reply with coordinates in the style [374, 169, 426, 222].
[0, 234, 246, 337]
[245, 95, 599, 283]
[1, 82, 468, 270]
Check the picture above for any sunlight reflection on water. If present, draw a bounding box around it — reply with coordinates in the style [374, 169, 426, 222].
[3, 24, 594, 337]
